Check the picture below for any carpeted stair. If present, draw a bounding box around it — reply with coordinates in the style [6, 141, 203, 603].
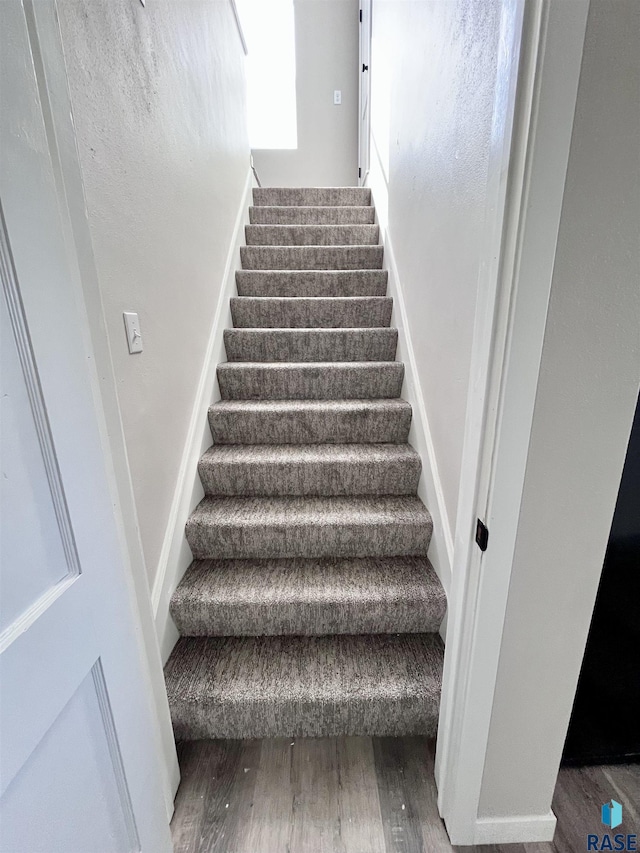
[165, 186, 446, 739]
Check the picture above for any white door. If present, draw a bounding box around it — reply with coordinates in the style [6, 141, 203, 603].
[358, 0, 372, 185]
[0, 3, 172, 851]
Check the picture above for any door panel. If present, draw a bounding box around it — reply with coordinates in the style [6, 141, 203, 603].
[0, 2, 172, 850]
[0, 292, 72, 634]
[1, 669, 136, 853]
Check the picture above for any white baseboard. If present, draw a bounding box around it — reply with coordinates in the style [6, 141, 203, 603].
[381, 232, 454, 595]
[152, 169, 253, 664]
[471, 811, 557, 845]
[367, 158, 453, 596]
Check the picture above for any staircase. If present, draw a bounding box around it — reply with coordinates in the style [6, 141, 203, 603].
[164, 187, 446, 740]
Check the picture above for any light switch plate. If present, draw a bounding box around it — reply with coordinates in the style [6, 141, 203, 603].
[123, 312, 143, 354]
[333, 90, 342, 105]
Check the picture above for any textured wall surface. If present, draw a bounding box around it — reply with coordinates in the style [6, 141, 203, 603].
[479, 0, 640, 818]
[369, 0, 502, 531]
[252, 0, 359, 187]
[56, 0, 249, 585]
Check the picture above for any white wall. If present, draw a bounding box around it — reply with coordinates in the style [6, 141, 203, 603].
[367, 0, 503, 540]
[251, 0, 359, 187]
[478, 0, 640, 819]
[56, 0, 250, 589]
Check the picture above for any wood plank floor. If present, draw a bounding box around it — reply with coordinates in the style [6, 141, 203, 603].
[171, 737, 640, 853]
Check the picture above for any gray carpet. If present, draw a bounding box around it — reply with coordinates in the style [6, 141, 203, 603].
[223, 328, 398, 362]
[252, 186, 371, 206]
[171, 556, 446, 637]
[217, 361, 405, 400]
[197, 443, 421, 496]
[245, 224, 380, 245]
[166, 186, 445, 741]
[240, 245, 384, 270]
[236, 269, 388, 297]
[165, 633, 443, 739]
[230, 296, 392, 328]
[208, 399, 413, 445]
[186, 495, 432, 560]
[249, 205, 376, 225]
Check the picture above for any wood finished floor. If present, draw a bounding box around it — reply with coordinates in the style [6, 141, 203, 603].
[171, 737, 640, 853]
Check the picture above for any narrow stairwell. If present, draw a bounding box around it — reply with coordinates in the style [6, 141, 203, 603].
[164, 187, 446, 740]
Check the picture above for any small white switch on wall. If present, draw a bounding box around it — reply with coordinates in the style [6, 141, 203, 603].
[333, 90, 342, 105]
[123, 311, 143, 354]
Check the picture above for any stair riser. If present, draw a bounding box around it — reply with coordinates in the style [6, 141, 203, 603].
[224, 329, 397, 362]
[236, 270, 388, 297]
[245, 225, 379, 246]
[171, 697, 438, 740]
[172, 601, 442, 637]
[186, 516, 431, 560]
[230, 297, 392, 328]
[240, 246, 384, 270]
[217, 363, 404, 400]
[249, 206, 376, 225]
[208, 403, 412, 444]
[197, 457, 421, 497]
[253, 187, 372, 207]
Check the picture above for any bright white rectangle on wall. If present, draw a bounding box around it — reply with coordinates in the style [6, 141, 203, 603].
[235, 0, 298, 149]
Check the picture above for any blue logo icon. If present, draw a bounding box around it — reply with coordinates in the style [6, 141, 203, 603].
[602, 800, 623, 830]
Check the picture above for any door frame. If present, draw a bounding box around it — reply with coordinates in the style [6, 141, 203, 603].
[358, 0, 372, 186]
[11, 0, 179, 817]
[434, 0, 590, 844]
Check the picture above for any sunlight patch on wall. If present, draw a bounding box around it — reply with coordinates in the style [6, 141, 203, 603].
[370, 27, 390, 180]
[235, 0, 298, 149]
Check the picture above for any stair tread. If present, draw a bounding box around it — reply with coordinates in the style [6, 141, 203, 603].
[208, 398, 412, 445]
[198, 442, 421, 496]
[165, 632, 443, 738]
[232, 295, 389, 303]
[210, 398, 411, 415]
[186, 494, 432, 559]
[200, 442, 420, 466]
[189, 493, 430, 526]
[246, 224, 378, 231]
[170, 555, 446, 636]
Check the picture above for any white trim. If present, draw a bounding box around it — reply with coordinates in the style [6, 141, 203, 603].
[358, 0, 372, 187]
[386, 234, 454, 589]
[152, 170, 252, 664]
[474, 812, 557, 845]
[367, 147, 453, 595]
[435, 0, 590, 845]
[435, 0, 528, 823]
